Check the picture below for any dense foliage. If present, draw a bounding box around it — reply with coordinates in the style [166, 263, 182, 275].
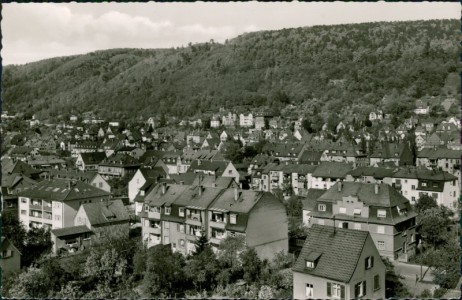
[3, 20, 458, 122]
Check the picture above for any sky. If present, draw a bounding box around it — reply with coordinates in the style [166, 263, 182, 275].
[2, 1, 460, 65]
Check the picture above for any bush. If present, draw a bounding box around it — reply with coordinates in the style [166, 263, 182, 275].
[433, 288, 447, 298]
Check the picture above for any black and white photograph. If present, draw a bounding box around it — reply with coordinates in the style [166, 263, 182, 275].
[1, 1, 460, 298]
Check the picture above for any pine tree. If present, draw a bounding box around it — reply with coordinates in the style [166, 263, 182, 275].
[192, 230, 208, 256]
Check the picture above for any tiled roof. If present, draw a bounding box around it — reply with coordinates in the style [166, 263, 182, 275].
[145, 184, 190, 207]
[188, 160, 229, 174]
[392, 166, 457, 181]
[417, 148, 461, 159]
[82, 199, 129, 226]
[191, 175, 236, 189]
[51, 225, 92, 237]
[292, 225, 369, 283]
[209, 189, 265, 213]
[317, 182, 407, 208]
[312, 162, 354, 179]
[174, 186, 224, 209]
[80, 152, 107, 164]
[99, 153, 140, 167]
[348, 166, 396, 179]
[18, 179, 110, 201]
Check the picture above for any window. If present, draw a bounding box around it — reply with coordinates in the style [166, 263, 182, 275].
[354, 208, 361, 216]
[377, 209, 386, 218]
[365, 256, 374, 269]
[2, 250, 12, 258]
[377, 226, 385, 234]
[144, 205, 149, 212]
[228, 170, 232, 175]
[327, 282, 345, 298]
[339, 207, 346, 214]
[179, 207, 185, 217]
[421, 182, 427, 187]
[306, 261, 315, 268]
[411, 185, 416, 190]
[374, 275, 380, 291]
[431, 193, 438, 200]
[99, 182, 103, 188]
[318, 204, 326, 212]
[21, 210, 26, 215]
[179, 239, 185, 248]
[305, 284, 313, 298]
[411, 196, 416, 202]
[165, 207, 171, 215]
[21, 198, 27, 204]
[230, 214, 237, 224]
[377, 241, 385, 250]
[178, 224, 185, 233]
[172, 243, 176, 248]
[355, 281, 367, 298]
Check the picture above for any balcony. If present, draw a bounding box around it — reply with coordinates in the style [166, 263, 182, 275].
[148, 211, 161, 220]
[145, 226, 161, 235]
[43, 214, 52, 220]
[186, 217, 202, 227]
[209, 220, 226, 229]
[43, 205, 52, 212]
[30, 204, 42, 210]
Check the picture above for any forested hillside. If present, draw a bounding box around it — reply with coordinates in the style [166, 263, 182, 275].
[2, 19, 459, 122]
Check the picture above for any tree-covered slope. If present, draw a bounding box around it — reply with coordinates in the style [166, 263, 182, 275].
[2, 19, 459, 121]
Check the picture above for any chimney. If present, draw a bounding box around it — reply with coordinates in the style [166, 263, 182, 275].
[198, 159, 201, 166]
[234, 187, 239, 201]
[337, 180, 342, 192]
[67, 180, 71, 189]
[162, 182, 167, 195]
[199, 185, 203, 196]
[374, 183, 379, 195]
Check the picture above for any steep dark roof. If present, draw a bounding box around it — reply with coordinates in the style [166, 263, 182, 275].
[80, 152, 107, 164]
[82, 199, 129, 226]
[188, 160, 229, 175]
[317, 182, 407, 208]
[292, 225, 369, 283]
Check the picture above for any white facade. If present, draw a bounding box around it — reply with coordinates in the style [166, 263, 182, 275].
[239, 113, 254, 127]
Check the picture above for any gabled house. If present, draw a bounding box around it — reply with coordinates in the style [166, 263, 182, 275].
[128, 167, 166, 202]
[76, 152, 107, 171]
[188, 160, 239, 183]
[98, 153, 141, 179]
[307, 182, 417, 261]
[292, 225, 385, 299]
[51, 199, 129, 255]
[390, 166, 459, 209]
[311, 162, 354, 190]
[1, 237, 22, 274]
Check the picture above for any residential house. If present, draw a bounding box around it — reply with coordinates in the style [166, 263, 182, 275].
[416, 148, 461, 179]
[44, 169, 112, 193]
[390, 167, 459, 209]
[128, 168, 165, 202]
[414, 99, 430, 115]
[345, 166, 395, 185]
[254, 116, 266, 130]
[1, 237, 22, 274]
[18, 179, 111, 230]
[239, 113, 254, 127]
[369, 142, 414, 167]
[188, 160, 239, 183]
[76, 152, 107, 171]
[51, 199, 129, 255]
[98, 153, 141, 179]
[26, 156, 66, 170]
[71, 141, 100, 157]
[293, 225, 385, 299]
[222, 112, 238, 127]
[210, 115, 221, 128]
[311, 162, 354, 190]
[307, 182, 417, 261]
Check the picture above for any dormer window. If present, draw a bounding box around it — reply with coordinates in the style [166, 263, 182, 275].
[377, 209, 386, 218]
[306, 261, 315, 268]
[164, 207, 171, 215]
[318, 204, 326, 212]
[230, 214, 237, 224]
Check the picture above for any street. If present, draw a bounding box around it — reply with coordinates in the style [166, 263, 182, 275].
[393, 261, 438, 296]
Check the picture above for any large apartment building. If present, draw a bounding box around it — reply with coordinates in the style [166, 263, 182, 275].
[306, 182, 417, 261]
[18, 179, 111, 230]
[140, 183, 288, 260]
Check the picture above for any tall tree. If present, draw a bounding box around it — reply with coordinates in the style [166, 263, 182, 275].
[240, 247, 261, 283]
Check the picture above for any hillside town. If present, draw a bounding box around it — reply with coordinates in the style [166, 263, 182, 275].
[1, 95, 460, 298]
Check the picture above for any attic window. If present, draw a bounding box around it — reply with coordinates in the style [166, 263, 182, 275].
[230, 214, 237, 224]
[377, 209, 386, 218]
[305, 261, 315, 268]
